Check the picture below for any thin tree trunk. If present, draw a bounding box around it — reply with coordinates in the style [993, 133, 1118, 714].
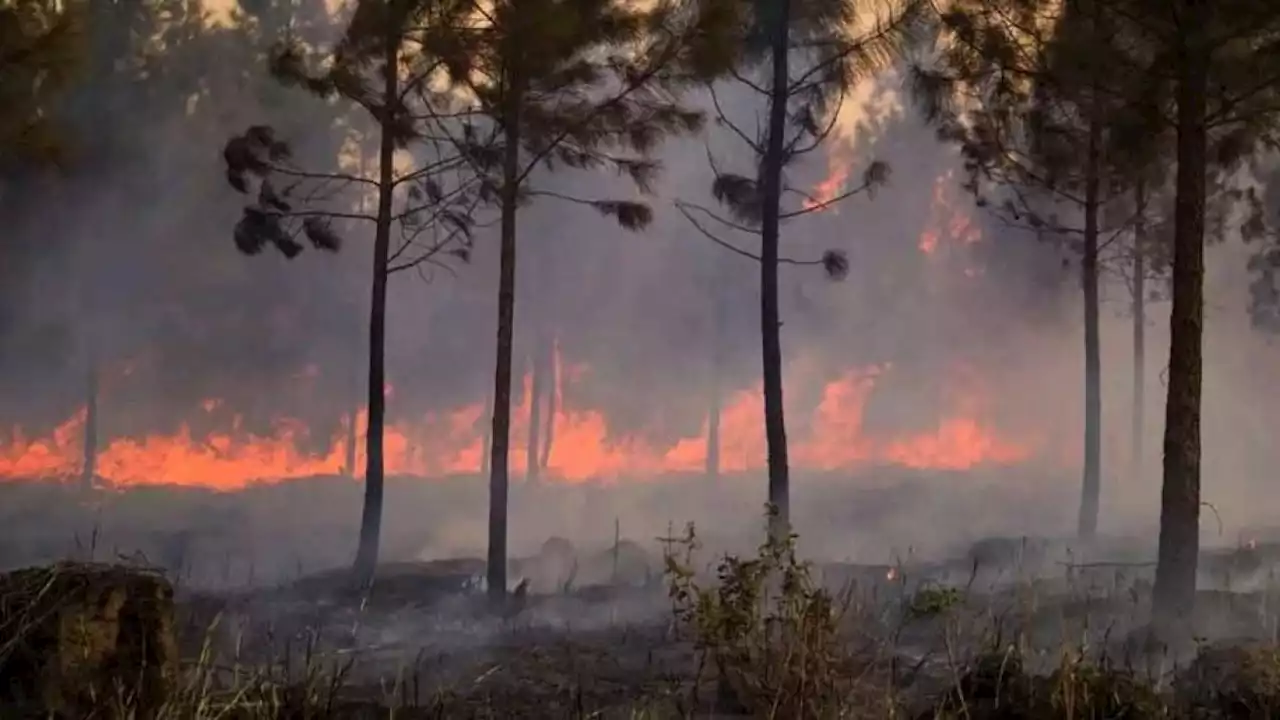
[706, 265, 725, 480]
[81, 345, 99, 490]
[1078, 112, 1103, 540]
[352, 34, 398, 586]
[1132, 179, 1147, 482]
[539, 334, 556, 470]
[526, 323, 546, 484]
[481, 384, 492, 477]
[77, 196, 99, 491]
[1153, 0, 1208, 623]
[344, 357, 359, 478]
[346, 145, 370, 480]
[706, 380, 722, 479]
[487, 77, 523, 604]
[760, 0, 793, 540]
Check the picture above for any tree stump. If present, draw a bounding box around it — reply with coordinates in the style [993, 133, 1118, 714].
[0, 562, 178, 718]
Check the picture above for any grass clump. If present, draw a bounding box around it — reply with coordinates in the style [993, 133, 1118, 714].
[1175, 643, 1280, 718]
[663, 509, 896, 718]
[927, 648, 1166, 719]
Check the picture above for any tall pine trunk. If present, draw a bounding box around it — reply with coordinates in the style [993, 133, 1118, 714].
[346, 146, 370, 480]
[344, 361, 359, 478]
[487, 77, 523, 604]
[1078, 112, 1103, 540]
[77, 202, 99, 491]
[352, 34, 398, 586]
[706, 264, 726, 479]
[706, 374, 722, 479]
[760, 0, 793, 539]
[1132, 180, 1147, 482]
[539, 334, 556, 470]
[345, 294, 362, 478]
[1153, 0, 1209, 623]
[526, 323, 547, 483]
[81, 346, 99, 490]
[481, 384, 492, 477]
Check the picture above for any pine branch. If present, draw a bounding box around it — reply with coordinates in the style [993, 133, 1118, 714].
[676, 200, 848, 277]
[675, 198, 761, 235]
[708, 84, 764, 154]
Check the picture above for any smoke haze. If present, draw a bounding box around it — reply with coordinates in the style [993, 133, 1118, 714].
[1, 5, 1279, 587]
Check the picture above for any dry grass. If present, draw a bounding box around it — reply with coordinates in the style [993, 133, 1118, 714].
[9, 511, 1280, 718]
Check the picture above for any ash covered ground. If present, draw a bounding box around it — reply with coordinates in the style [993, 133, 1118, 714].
[6, 471, 1280, 717]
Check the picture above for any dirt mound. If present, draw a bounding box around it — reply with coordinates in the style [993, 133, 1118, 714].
[0, 562, 178, 718]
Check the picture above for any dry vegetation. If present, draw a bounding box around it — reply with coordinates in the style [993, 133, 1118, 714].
[6, 507, 1280, 718]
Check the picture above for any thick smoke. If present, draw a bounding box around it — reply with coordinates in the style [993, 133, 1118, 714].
[1, 3, 1279, 588]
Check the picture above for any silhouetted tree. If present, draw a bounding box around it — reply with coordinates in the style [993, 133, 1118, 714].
[675, 0, 924, 536]
[420, 0, 740, 602]
[1102, 0, 1280, 623]
[54, 0, 223, 489]
[913, 0, 1164, 539]
[222, 0, 482, 585]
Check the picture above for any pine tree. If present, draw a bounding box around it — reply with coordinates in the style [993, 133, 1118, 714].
[675, 0, 924, 538]
[419, 0, 740, 602]
[1106, 0, 1280, 622]
[913, 0, 1161, 540]
[223, 0, 482, 585]
[924, 0, 1280, 616]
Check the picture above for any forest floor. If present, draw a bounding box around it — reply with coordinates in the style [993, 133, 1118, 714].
[163, 536, 1280, 719]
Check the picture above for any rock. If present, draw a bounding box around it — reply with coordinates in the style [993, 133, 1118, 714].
[0, 562, 178, 718]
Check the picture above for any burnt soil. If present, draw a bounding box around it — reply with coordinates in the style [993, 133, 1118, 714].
[166, 541, 1280, 719]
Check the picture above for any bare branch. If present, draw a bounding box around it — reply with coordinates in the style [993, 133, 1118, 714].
[708, 84, 764, 155]
[678, 197, 761, 235]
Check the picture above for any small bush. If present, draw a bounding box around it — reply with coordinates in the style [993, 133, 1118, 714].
[1177, 643, 1280, 718]
[664, 508, 894, 718]
[926, 648, 1166, 719]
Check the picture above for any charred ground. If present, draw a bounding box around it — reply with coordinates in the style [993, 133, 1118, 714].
[4, 475, 1280, 718]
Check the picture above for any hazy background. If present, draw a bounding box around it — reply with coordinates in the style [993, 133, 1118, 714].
[1, 0, 1278, 588]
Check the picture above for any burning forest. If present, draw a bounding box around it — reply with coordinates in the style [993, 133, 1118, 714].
[0, 143, 1045, 492]
[0, 351, 1036, 488]
[7, 0, 1280, 717]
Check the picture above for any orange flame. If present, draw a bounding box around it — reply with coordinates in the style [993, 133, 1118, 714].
[804, 167, 850, 211]
[0, 171, 1033, 491]
[0, 357, 1036, 490]
[919, 170, 982, 255]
